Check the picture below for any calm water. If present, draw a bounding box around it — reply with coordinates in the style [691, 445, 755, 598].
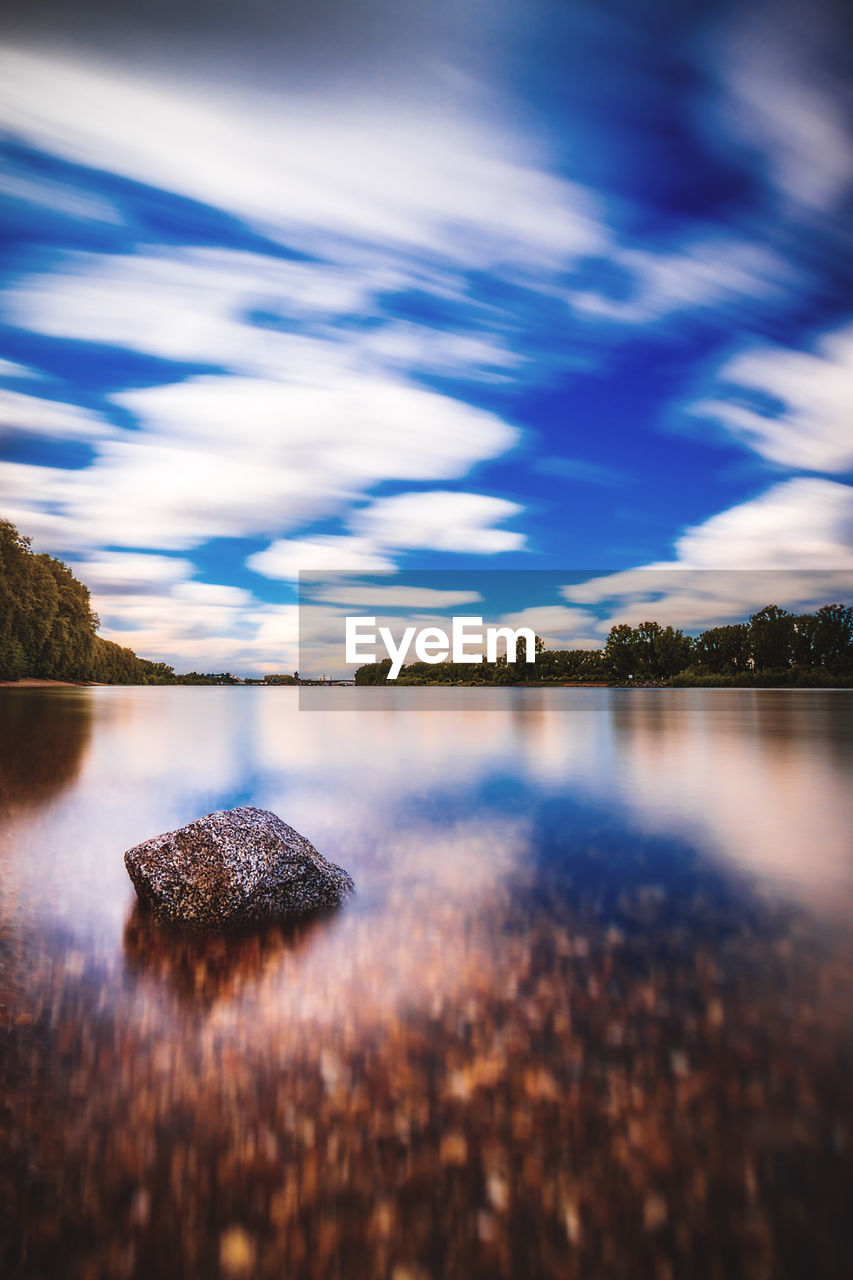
[1, 687, 852, 1278]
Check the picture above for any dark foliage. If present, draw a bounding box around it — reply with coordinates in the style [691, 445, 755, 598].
[0, 517, 175, 684]
[354, 603, 853, 686]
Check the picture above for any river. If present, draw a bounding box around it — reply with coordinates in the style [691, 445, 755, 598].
[1, 687, 852, 1277]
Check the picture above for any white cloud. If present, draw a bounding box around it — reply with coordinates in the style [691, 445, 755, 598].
[303, 583, 483, 608]
[0, 168, 121, 223]
[568, 238, 792, 326]
[0, 359, 34, 379]
[672, 477, 853, 569]
[2, 248, 390, 373]
[0, 217, 527, 576]
[0, 45, 604, 267]
[354, 321, 522, 380]
[0, 136, 530, 666]
[562, 478, 853, 632]
[115, 374, 518, 486]
[89, 578, 301, 673]
[714, 3, 853, 212]
[0, 370, 520, 553]
[68, 551, 195, 590]
[7, 22, 847, 674]
[248, 537, 395, 580]
[691, 324, 853, 473]
[350, 490, 525, 554]
[247, 490, 525, 582]
[0, 387, 113, 439]
[493, 605, 600, 647]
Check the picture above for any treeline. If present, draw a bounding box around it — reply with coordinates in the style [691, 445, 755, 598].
[5, 514, 851, 688]
[354, 603, 853, 687]
[1, 517, 176, 684]
[175, 672, 245, 685]
[354, 645, 610, 686]
[608, 606, 853, 685]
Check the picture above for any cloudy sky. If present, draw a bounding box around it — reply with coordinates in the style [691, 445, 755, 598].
[1, 0, 852, 672]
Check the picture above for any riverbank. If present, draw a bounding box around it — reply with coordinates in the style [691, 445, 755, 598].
[0, 678, 97, 688]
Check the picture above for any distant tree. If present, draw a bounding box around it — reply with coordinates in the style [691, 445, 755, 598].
[749, 605, 795, 670]
[536, 648, 607, 682]
[604, 624, 635, 680]
[632, 620, 663, 677]
[354, 658, 392, 685]
[654, 625, 692, 678]
[0, 518, 98, 680]
[692, 624, 750, 675]
[0, 516, 176, 683]
[34, 556, 98, 679]
[808, 603, 853, 671]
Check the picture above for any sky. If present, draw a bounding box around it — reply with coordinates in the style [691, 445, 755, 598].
[1, 0, 852, 673]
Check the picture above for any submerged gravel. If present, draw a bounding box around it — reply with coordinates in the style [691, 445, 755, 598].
[3, 841, 853, 1279]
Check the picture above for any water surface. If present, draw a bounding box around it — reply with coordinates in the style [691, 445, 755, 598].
[1, 688, 852, 1278]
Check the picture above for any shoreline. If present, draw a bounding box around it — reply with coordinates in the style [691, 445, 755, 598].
[0, 678, 98, 688]
[2, 678, 850, 690]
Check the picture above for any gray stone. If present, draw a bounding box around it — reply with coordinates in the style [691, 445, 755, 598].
[124, 805, 354, 930]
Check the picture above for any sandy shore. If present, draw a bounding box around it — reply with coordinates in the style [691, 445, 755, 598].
[0, 678, 96, 687]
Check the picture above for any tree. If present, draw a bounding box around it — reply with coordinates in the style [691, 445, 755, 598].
[692, 624, 750, 675]
[810, 604, 853, 671]
[354, 658, 392, 685]
[633, 620, 663, 677]
[749, 605, 795, 670]
[536, 648, 606, 682]
[654, 625, 692, 678]
[0, 515, 174, 683]
[602, 621, 690, 680]
[604, 624, 635, 680]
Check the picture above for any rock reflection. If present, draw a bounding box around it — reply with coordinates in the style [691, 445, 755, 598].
[118, 817, 531, 1045]
[0, 690, 92, 813]
[122, 906, 332, 1008]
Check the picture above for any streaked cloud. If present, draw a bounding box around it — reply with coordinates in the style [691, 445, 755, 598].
[85, 578, 301, 673]
[713, 0, 853, 212]
[0, 359, 39, 380]
[672, 478, 853, 569]
[0, 372, 520, 553]
[302, 584, 483, 609]
[567, 238, 793, 327]
[1, 0, 852, 672]
[248, 538, 395, 581]
[0, 165, 121, 224]
[563, 479, 853, 632]
[0, 45, 605, 267]
[248, 491, 525, 582]
[691, 323, 853, 473]
[350, 491, 525, 555]
[3, 248, 391, 370]
[1, 387, 112, 439]
[492, 605, 600, 649]
[67, 551, 196, 591]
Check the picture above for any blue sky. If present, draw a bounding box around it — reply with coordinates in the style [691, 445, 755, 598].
[1, 0, 852, 672]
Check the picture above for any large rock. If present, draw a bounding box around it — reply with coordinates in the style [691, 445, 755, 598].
[124, 805, 354, 930]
